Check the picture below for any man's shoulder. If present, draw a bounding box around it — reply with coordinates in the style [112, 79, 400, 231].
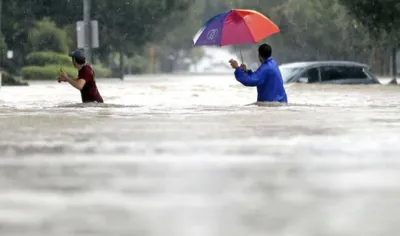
[266, 57, 279, 65]
[82, 64, 93, 71]
[81, 64, 94, 75]
[260, 60, 275, 70]
[258, 58, 281, 79]
[264, 58, 280, 70]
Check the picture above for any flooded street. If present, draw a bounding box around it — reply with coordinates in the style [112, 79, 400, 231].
[1, 74, 400, 236]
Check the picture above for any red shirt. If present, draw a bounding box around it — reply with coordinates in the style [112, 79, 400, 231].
[78, 65, 104, 103]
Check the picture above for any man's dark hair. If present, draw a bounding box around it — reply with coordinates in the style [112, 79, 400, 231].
[258, 44, 272, 59]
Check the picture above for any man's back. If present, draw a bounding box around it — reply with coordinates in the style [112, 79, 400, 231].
[234, 57, 288, 103]
[256, 58, 287, 103]
[78, 65, 104, 103]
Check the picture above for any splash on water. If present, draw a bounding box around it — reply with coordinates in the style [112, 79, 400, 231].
[189, 47, 239, 73]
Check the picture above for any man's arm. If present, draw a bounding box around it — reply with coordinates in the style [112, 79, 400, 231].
[234, 68, 264, 87]
[240, 64, 253, 75]
[59, 69, 86, 90]
[65, 77, 86, 90]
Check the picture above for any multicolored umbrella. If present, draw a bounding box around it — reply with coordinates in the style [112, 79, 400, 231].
[193, 9, 280, 62]
[193, 9, 280, 46]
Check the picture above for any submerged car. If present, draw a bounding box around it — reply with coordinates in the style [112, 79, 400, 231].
[280, 61, 380, 84]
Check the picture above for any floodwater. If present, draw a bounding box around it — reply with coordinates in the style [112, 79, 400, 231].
[0, 74, 400, 236]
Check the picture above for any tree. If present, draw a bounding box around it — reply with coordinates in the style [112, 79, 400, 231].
[267, 0, 370, 62]
[338, 0, 400, 40]
[1, 0, 396, 76]
[152, 0, 206, 72]
[0, 36, 6, 65]
[338, 0, 400, 83]
[1, 0, 194, 74]
[28, 18, 69, 54]
[210, 0, 378, 70]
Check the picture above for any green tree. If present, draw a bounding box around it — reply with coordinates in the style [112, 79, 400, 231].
[207, 0, 377, 70]
[0, 35, 18, 74]
[338, 0, 400, 40]
[1, 0, 194, 75]
[268, 0, 369, 61]
[28, 18, 69, 54]
[3, 0, 396, 76]
[91, 0, 192, 75]
[0, 36, 6, 65]
[151, 0, 205, 72]
[338, 0, 400, 82]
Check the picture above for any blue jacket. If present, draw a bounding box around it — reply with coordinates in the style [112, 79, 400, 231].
[234, 57, 288, 103]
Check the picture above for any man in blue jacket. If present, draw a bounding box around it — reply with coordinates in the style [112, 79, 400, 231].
[229, 44, 288, 103]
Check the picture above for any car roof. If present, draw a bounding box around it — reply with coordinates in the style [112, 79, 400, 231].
[279, 61, 369, 68]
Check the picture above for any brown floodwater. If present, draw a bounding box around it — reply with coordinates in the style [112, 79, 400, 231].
[0, 74, 399, 236]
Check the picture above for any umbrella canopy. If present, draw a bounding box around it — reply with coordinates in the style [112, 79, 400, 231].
[193, 9, 280, 47]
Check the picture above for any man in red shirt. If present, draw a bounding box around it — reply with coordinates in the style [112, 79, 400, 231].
[58, 50, 104, 103]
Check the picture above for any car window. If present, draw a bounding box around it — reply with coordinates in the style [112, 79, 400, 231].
[279, 66, 303, 82]
[300, 68, 319, 83]
[320, 66, 368, 81]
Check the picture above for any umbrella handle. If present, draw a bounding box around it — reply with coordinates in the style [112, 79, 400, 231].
[240, 49, 244, 64]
